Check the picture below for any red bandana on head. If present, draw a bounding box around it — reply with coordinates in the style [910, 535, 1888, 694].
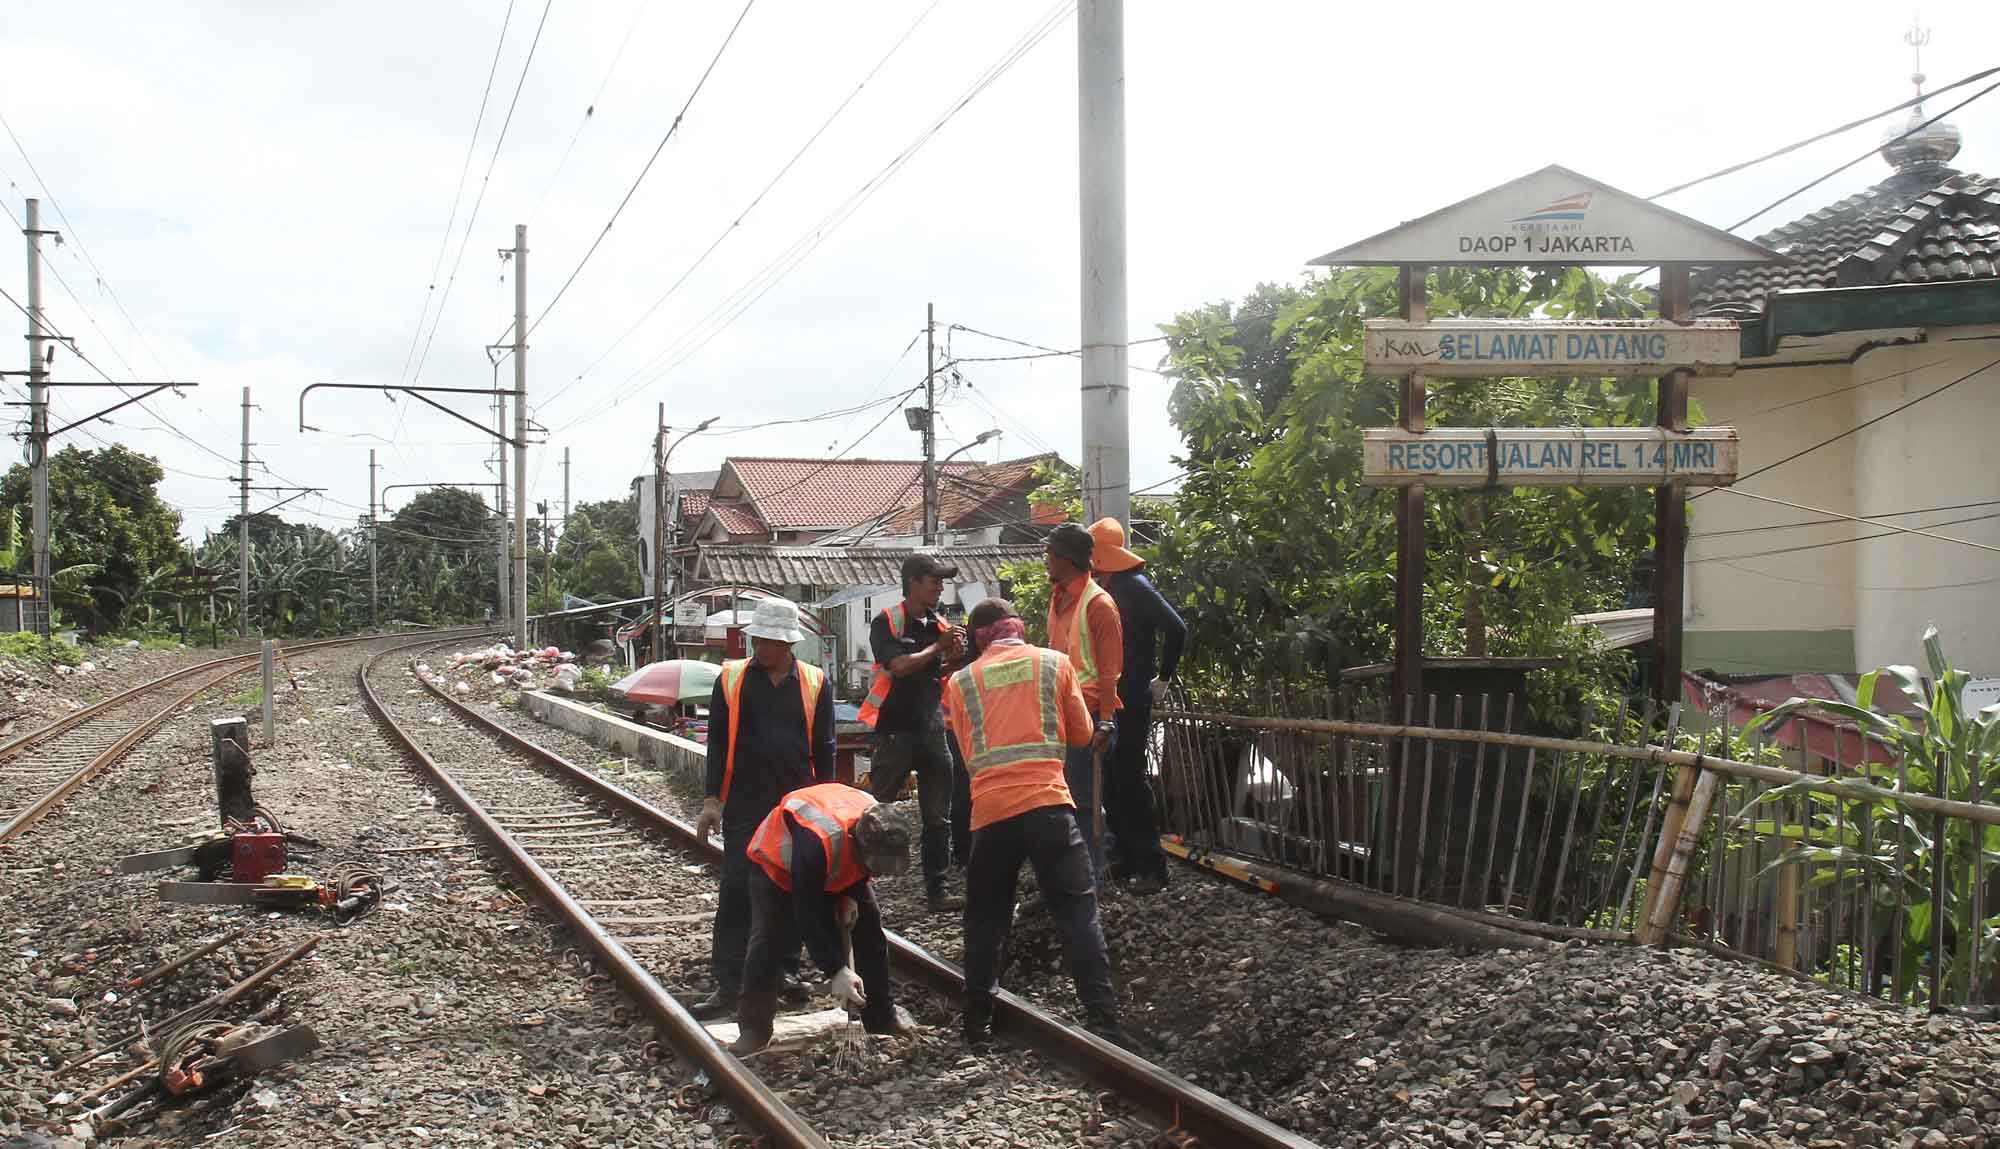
[975, 617, 1027, 650]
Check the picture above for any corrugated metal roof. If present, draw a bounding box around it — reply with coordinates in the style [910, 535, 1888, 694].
[696, 544, 1042, 589]
[1695, 169, 1998, 316]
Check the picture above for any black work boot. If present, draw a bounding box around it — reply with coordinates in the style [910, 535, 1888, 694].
[961, 997, 995, 1049]
[688, 988, 737, 1022]
[729, 988, 780, 1055]
[1083, 1007, 1134, 1052]
[927, 879, 965, 914]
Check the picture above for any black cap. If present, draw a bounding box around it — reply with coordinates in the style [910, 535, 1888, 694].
[901, 552, 958, 583]
[1046, 523, 1094, 568]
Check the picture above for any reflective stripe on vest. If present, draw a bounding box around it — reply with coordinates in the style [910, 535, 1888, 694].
[952, 646, 1065, 777]
[1062, 577, 1110, 687]
[718, 657, 825, 804]
[746, 782, 875, 892]
[854, 603, 907, 729]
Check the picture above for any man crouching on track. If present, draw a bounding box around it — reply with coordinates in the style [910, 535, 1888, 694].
[731, 782, 913, 1054]
[690, 598, 834, 1022]
[942, 598, 1130, 1050]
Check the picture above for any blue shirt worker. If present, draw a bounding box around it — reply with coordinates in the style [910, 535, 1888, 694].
[858, 553, 967, 914]
[733, 783, 912, 1054]
[1088, 517, 1187, 894]
[688, 598, 834, 1022]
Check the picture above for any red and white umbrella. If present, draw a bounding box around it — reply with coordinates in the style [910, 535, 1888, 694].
[612, 659, 722, 705]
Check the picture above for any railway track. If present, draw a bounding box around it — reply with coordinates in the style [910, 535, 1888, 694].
[0, 627, 489, 843]
[363, 638, 1320, 1149]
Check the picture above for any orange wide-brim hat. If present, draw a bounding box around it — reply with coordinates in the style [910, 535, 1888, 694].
[1088, 517, 1145, 573]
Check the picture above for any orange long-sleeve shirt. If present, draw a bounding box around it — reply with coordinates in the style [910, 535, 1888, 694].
[1048, 572, 1122, 721]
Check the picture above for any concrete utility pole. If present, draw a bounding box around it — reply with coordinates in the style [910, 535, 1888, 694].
[493, 383, 509, 622]
[24, 199, 49, 638]
[1078, 0, 1129, 527]
[511, 224, 528, 648]
[922, 302, 938, 546]
[367, 449, 380, 628]
[239, 387, 250, 638]
[651, 403, 665, 665]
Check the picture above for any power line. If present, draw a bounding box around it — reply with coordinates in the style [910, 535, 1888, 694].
[407, 0, 555, 390]
[1714, 488, 2000, 556]
[1647, 63, 2000, 201]
[396, 0, 519, 388]
[1692, 508, 2000, 567]
[525, 0, 650, 228]
[1690, 497, 2000, 540]
[537, 0, 941, 412]
[1717, 76, 2000, 236]
[557, 1, 1076, 431]
[1691, 354, 2000, 500]
[525, 0, 759, 340]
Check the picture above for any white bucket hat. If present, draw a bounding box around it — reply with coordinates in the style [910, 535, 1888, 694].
[743, 598, 806, 644]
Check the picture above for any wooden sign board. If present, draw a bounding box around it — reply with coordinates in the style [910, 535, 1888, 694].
[1362, 427, 1738, 488]
[1364, 319, 1740, 377]
[1310, 165, 1785, 267]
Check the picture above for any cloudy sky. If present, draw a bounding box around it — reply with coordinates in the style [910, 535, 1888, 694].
[0, 0, 1994, 540]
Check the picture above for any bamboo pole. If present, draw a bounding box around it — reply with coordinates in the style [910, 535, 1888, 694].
[1641, 766, 1720, 945]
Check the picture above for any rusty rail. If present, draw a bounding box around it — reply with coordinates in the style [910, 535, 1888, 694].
[399, 654, 1322, 1149]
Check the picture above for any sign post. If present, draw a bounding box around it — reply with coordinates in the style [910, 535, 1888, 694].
[1312, 165, 1782, 717]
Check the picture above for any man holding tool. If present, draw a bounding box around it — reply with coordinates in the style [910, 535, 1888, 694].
[857, 553, 967, 913]
[943, 597, 1128, 1050]
[689, 598, 834, 1022]
[732, 782, 913, 1054]
[1044, 522, 1122, 889]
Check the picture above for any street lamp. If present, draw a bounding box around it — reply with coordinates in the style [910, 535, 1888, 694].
[652, 415, 719, 663]
[925, 430, 1001, 545]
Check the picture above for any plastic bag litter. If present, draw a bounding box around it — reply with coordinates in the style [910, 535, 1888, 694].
[453, 681, 472, 695]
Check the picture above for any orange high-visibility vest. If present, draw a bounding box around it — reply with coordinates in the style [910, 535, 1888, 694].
[717, 658, 825, 804]
[747, 782, 876, 892]
[855, 603, 908, 729]
[1049, 576, 1111, 692]
[946, 643, 1078, 831]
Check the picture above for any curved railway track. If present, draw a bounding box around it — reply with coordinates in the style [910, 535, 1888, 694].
[362, 637, 1320, 1149]
[0, 627, 490, 843]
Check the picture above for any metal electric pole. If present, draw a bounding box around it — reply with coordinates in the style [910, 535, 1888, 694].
[651, 403, 665, 665]
[922, 302, 938, 546]
[1078, 0, 1129, 527]
[493, 386, 509, 623]
[368, 448, 380, 628]
[238, 387, 251, 638]
[24, 199, 49, 638]
[511, 225, 528, 649]
[562, 445, 570, 532]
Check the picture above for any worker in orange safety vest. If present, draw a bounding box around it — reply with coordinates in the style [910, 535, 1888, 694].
[686, 598, 834, 1022]
[733, 782, 912, 1054]
[942, 597, 1128, 1050]
[1044, 522, 1123, 888]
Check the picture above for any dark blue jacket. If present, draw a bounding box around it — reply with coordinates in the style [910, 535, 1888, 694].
[1101, 569, 1187, 706]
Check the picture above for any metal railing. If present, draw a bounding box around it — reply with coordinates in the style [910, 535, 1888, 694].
[1151, 687, 2000, 1011]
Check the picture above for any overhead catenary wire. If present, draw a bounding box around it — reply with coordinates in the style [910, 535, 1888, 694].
[524, 0, 759, 341]
[554, 1, 1077, 433]
[536, 0, 943, 412]
[395, 0, 520, 389]
[524, 0, 651, 229]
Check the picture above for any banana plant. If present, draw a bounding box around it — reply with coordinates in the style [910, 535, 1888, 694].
[1742, 626, 2000, 1005]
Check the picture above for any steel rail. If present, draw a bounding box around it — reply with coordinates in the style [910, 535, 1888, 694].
[400, 655, 1323, 1149]
[357, 643, 831, 1149]
[0, 627, 490, 843]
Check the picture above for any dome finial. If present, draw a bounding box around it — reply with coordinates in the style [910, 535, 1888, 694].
[1881, 12, 1960, 174]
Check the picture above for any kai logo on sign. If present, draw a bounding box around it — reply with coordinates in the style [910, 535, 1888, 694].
[1510, 192, 1592, 227]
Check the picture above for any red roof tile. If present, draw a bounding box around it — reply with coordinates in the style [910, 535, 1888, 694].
[881, 454, 1064, 533]
[705, 502, 766, 537]
[677, 489, 711, 522]
[726, 457, 977, 530]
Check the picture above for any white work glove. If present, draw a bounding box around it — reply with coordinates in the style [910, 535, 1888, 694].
[830, 967, 867, 1010]
[1149, 677, 1171, 705]
[695, 797, 721, 841]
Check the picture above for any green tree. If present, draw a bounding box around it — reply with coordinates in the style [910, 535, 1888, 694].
[552, 496, 642, 604]
[0, 444, 183, 632]
[1152, 266, 1658, 716]
[376, 487, 499, 624]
